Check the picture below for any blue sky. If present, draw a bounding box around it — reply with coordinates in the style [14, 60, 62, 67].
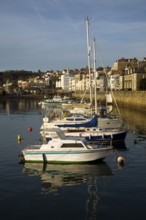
[0, 0, 146, 71]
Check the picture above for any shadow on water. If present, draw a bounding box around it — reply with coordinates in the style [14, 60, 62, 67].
[113, 141, 128, 150]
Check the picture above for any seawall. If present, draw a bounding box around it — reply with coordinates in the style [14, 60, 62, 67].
[73, 91, 146, 112]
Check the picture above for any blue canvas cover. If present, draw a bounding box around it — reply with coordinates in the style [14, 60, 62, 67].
[58, 114, 98, 128]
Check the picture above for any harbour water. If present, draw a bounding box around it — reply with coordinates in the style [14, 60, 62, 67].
[0, 99, 146, 220]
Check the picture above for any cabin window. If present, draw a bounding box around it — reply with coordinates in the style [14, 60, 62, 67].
[66, 118, 74, 121]
[75, 118, 86, 121]
[61, 143, 84, 148]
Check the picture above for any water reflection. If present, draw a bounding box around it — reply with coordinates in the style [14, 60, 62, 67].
[1, 100, 146, 137]
[0, 99, 40, 115]
[120, 107, 146, 135]
[22, 162, 113, 192]
[23, 162, 112, 189]
[22, 162, 113, 218]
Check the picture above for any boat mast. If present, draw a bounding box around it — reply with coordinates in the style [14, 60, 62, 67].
[93, 38, 98, 114]
[86, 17, 92, 107]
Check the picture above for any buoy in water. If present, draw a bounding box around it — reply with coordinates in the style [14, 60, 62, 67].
[28, 127, 32, 132]
[117, 156, 125, 166]
[17, 134, 21, 140]
[17, 134, 21, 144]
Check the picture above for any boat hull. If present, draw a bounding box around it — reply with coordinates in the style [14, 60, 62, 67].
[45, 130, 127, 144]
[82, 130, 127, 144]
[22, 147, 113, 163]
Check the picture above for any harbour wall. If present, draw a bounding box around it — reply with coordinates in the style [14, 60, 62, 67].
[72, 91, 146, 112]
[1, 91, 146, 112]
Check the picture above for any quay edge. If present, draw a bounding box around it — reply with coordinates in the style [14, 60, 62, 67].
[1, 91, 146, 112]
[72, 91, 146, 112]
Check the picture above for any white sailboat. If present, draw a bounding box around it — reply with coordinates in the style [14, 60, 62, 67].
[62, 17, 123, 129]
[93, 38, 123, 129]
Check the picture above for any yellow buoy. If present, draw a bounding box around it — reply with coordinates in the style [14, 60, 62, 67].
[17, 134, 21, 140]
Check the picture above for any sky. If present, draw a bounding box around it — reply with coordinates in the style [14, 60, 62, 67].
[0, 0, 146, 71]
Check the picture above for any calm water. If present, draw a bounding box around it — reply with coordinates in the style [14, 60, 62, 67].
[0, 99, 146, 220]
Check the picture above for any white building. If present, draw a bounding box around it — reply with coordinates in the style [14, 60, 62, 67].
[60, 72, 75, 90]
[109, 74, 120, 90]
[56, 80, 62, 88]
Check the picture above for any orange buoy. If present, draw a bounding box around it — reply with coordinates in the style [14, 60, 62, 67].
[28, 127, 32, 132]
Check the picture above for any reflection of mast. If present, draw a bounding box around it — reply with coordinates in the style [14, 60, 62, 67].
[6, 101, 10, 116]
[86, 17, 92, 107]
[85, 177, 100, 220]
[5, 79, 12, 94]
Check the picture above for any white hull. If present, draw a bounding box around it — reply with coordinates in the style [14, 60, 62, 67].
[22, 147, 113, 163]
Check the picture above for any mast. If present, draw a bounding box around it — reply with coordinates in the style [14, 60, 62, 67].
[86, 17, 92, 107]
[93, 38, 98, 114]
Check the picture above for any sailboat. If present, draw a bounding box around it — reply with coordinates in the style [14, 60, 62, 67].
[63, 17, 124, 130]
[40, 18, 127, 147]
[91, 35, 124, 129]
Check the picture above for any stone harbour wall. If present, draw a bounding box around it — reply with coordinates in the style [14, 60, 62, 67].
[73, 91, 146, 112]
